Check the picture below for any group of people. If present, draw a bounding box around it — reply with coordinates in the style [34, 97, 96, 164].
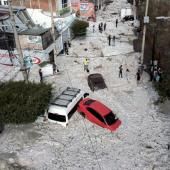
[119, 64, 143, 84]
[150, 65, 162, 82]
[98, 22, 107, 33]
[108, 35, 116, 46]
[63, 41, 71, 55]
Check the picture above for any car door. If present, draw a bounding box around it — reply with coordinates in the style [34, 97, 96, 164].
[86, 107, 106, 128]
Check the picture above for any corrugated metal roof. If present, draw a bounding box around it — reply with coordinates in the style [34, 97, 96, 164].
[0, 12, 9, 20]
[19, 27, 50, 35]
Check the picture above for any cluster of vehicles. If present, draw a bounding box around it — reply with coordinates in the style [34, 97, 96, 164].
[47, 86, 121, 132]
[0, 73, 121, 133]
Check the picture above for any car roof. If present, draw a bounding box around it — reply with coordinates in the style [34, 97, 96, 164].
[51, 87, 81, 107]
[87, 73, 107, 90]
[88, 73, 104, 80]
[83, 98, 111, 116]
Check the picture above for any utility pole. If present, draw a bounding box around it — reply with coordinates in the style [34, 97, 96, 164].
[49, 0, 57, 64]
[8, 0, 28, 82]
[133, 0, 136, 22]
[141, 0, 149, 64]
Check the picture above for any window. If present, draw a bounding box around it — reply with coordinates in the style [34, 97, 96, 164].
[48, 113, 66, 122]
[0, 1, 2, 5]
[104, 112, 118, 125]
[84, 99, 95, 106]
[4, 1, 8, 5]
[62, 0, 68, 8]
[87, 108, 105, 124]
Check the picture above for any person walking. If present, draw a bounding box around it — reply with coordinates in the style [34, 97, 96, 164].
[99, 23, 103, 33]
[104, 23, 106, 31]
[53, 63, 59, 74]
[100, 22, 103, 29]
[98, 24, 101, 32]
[126, 68, 130, 80]
[108, 35, 111, 46]
[116, 19, 118, 28]
[119, 65, 123, 78]
[83, 58, 89, 72]
[136, 69, 141, 84]
[112, 35, 115, 46]
[64, 41, 67, 54]
[39, 69, 43, 83]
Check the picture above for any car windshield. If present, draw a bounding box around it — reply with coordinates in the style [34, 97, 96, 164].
[104, 112, 118, 125]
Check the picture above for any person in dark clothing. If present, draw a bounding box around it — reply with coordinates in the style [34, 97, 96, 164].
[119, 65, 123, 78]
[99, 23, 103, 33]
[39, 69, 43, 83]
[53, 63, 56, 74]
[136, 70, 141, 83]
[104, 23, 106, 31]
[112, 35, 115, 46]
[53, 63, 59, 74]
[116, 19, 118, 28]
[64, 41, 68, 54]
[108, 35, 111, 46]
[101, 22, 103, 28]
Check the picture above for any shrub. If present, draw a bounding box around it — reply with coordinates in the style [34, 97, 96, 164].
[71, 19, 89, 37]
[59, 7, 70, 16]
[0, 81, 52, 124]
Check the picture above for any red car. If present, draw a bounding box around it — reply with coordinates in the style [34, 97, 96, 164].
[77, 98, 121, 131]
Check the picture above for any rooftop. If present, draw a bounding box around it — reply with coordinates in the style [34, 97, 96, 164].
[19, 27, 50, 36]
[0, 5, 26, 12]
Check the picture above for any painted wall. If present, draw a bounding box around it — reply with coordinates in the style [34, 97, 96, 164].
[19, 35, 43, 50]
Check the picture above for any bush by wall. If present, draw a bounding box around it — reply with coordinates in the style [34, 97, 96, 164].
[71, 19, 89, 37]
[0, 81, 52, 124]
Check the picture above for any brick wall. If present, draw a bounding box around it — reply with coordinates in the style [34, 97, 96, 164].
[12, 0, 56, 12]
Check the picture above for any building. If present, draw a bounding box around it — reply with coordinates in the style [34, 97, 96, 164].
[11, 0, 72, 16]
[0, 5, 61, 66]
[71, 0, 96, 21]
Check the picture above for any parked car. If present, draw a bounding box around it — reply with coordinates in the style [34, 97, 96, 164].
[47, 87, 87, 127]
[77, 98, 121, 131]
[88, 73, 107, 91]
[121, 8, 134, 22]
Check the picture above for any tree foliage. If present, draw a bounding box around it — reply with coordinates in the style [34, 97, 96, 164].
[71, 19, 89, 37]
[0, 81, 52, 124]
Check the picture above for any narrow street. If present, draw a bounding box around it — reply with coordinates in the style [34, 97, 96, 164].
[0, 0, 169, 169]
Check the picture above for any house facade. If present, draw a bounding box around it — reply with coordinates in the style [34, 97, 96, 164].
[71, 0, 96, 22]
[0, 5, 62, 66]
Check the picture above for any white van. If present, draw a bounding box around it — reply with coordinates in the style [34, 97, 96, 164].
[47, 87, 86, 127]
